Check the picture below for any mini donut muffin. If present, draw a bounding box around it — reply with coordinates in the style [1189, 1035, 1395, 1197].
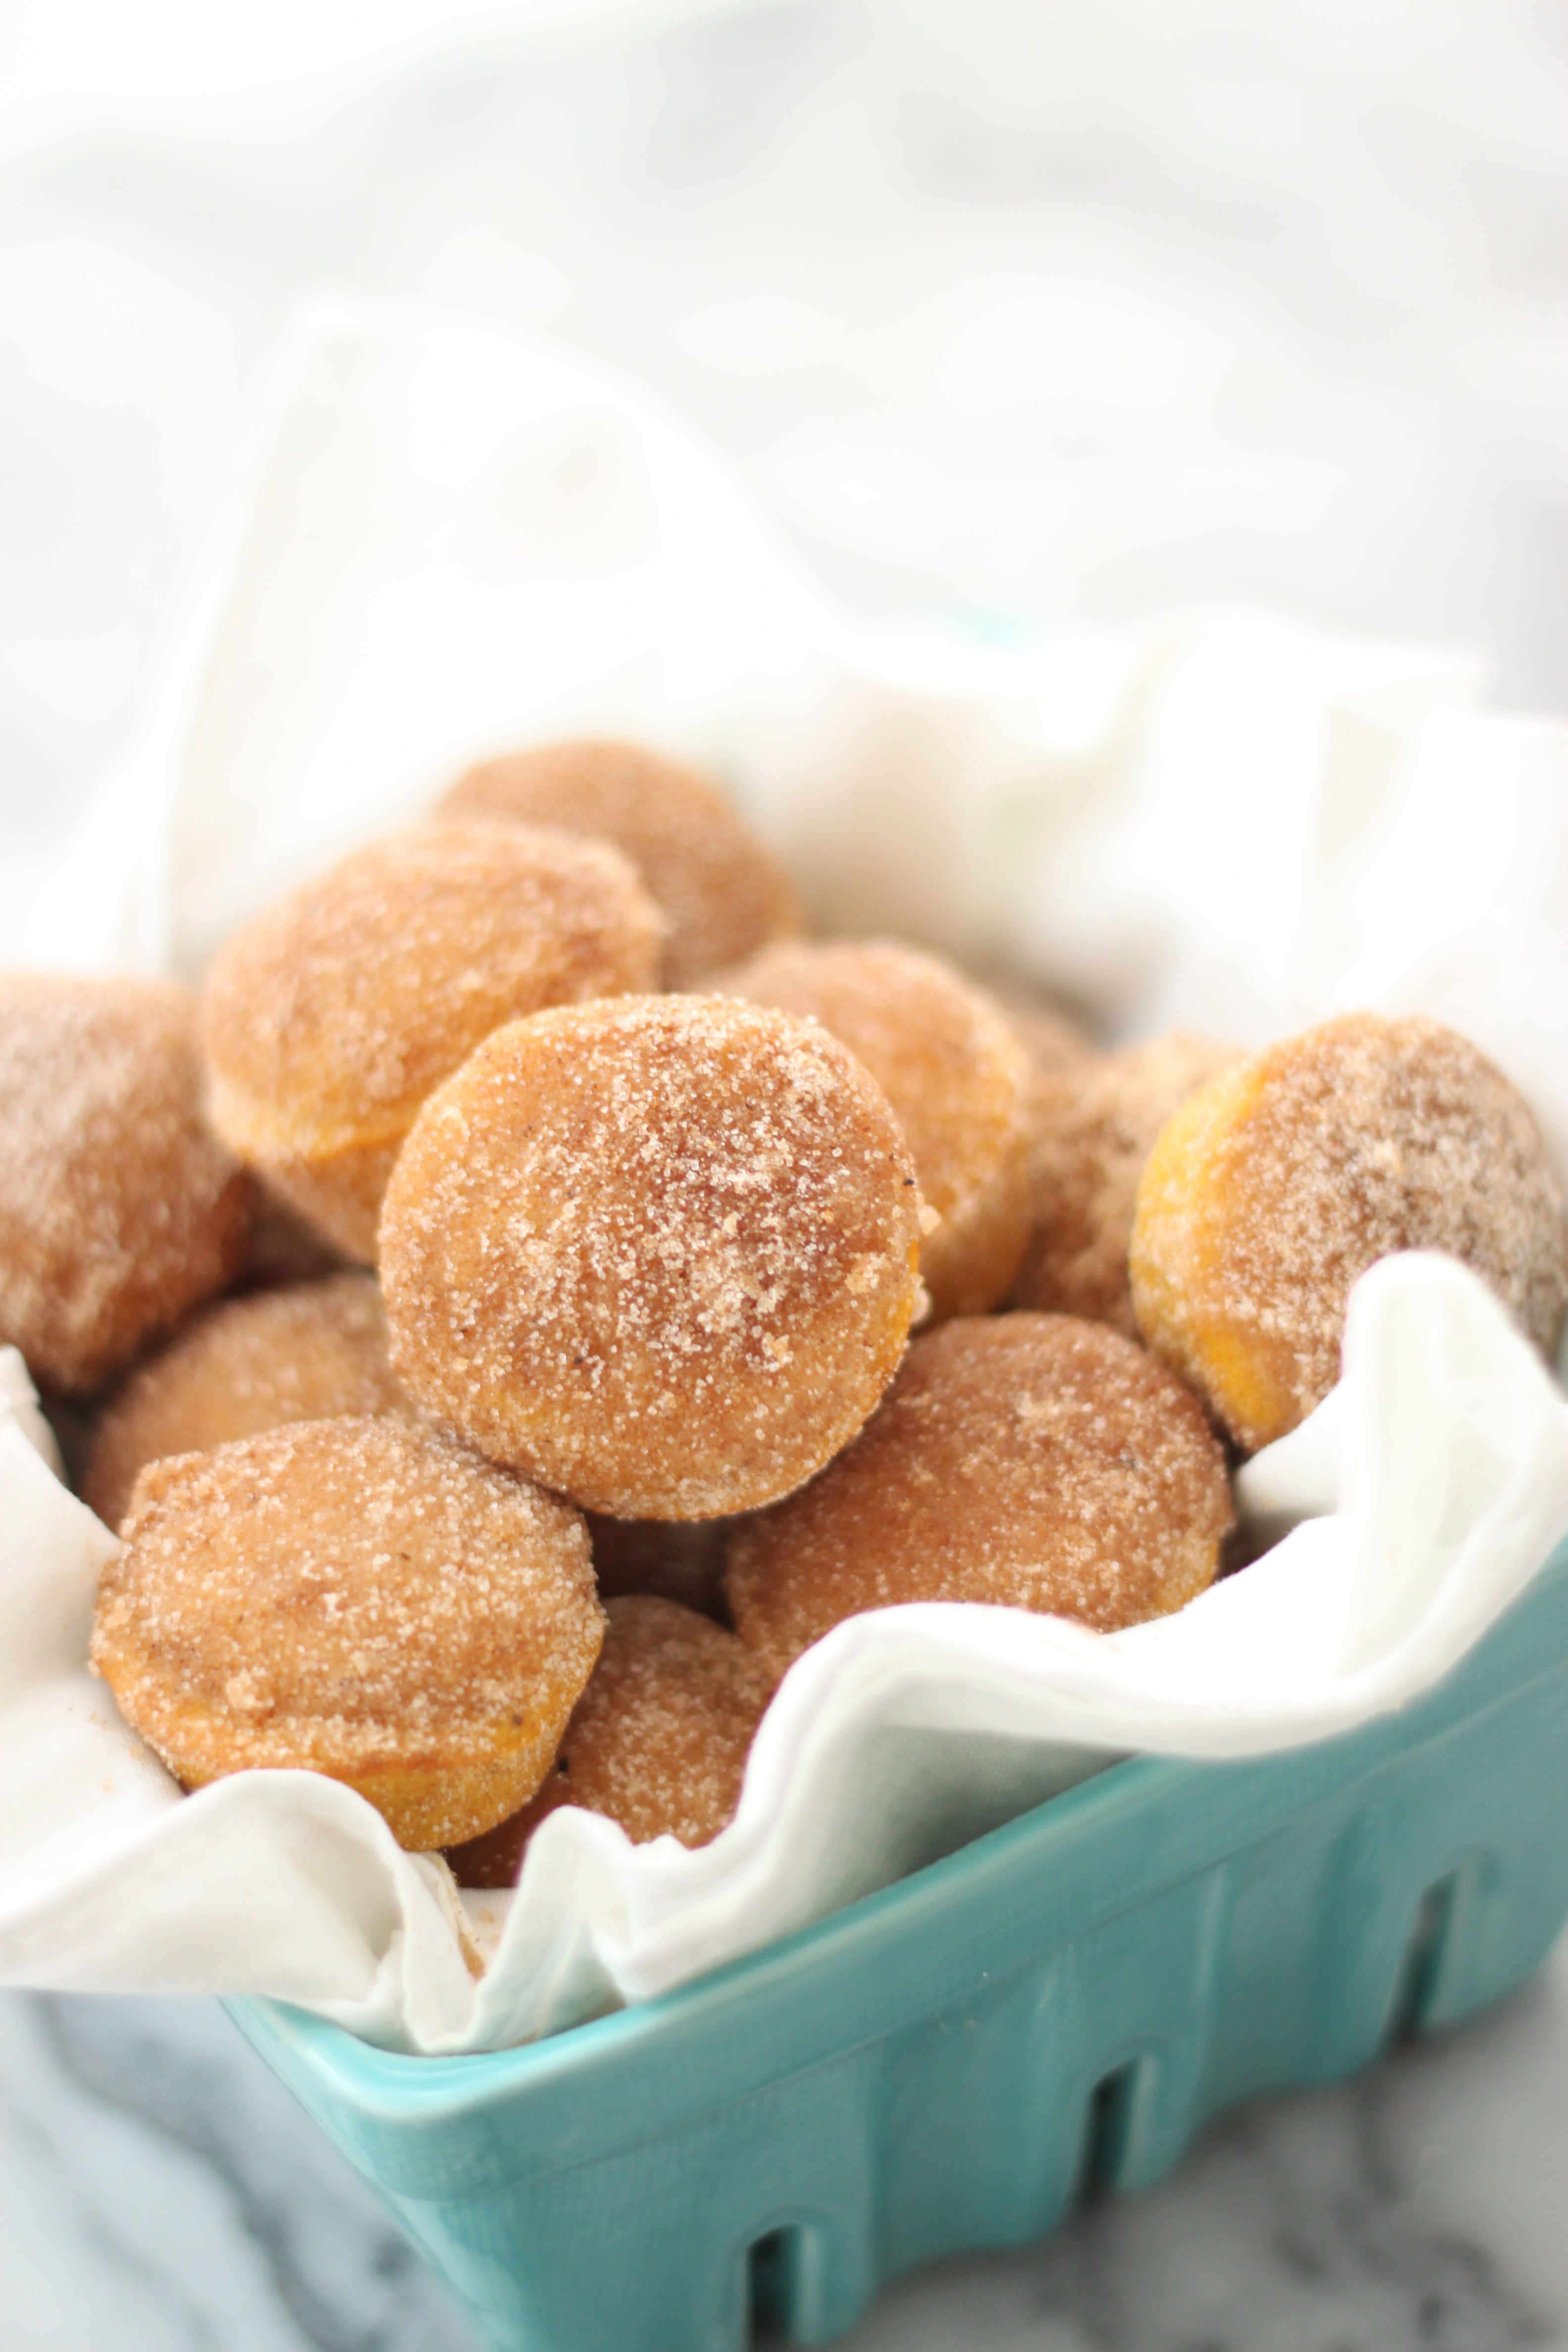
[201, 821, 664, 1262]
[586, 1513, 731, 1617]
[0, 973, 252, 1394]
[446, 1594, 772, 1884]
[714, 939, 1032, 1321]
[439, 738, 801, 989]
[381, 994, 924, 1519]
[725, 1313, 1233, 1686]
[1130, 1012, 1568, 1453]
[82, 1272, 410, 1532]
[91, 1417, 604, 1851]
[1011, 1034, 1240, 1333]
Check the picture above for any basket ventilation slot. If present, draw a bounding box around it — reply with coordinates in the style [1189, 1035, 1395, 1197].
[1388, 1872, 1462, 2045]
[1075, 2059, 1141, 2205]
[747, 2225, 799, 2344]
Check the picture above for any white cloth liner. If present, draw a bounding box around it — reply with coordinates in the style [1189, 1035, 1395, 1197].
[4, 292, 1568, 2052]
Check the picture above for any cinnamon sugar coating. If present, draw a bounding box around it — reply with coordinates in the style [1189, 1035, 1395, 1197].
[83, 1272, 411, 1532]
[715, 939, 1032, 1321]
[725, 1313, 1233, 1686]
[446, 1593, 771, 1884]
[1130, 1012, 1568, 1453]
[1011, 1034, 1241, 1333]
[201, 821, 664, 1262]
[0, 973, 252, 1394]
[380, 995, 924, 1519]
[91, 1417, 603, 1851]
[440, 738, 801, 989]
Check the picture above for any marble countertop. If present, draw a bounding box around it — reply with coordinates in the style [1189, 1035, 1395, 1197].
[7, 1953, 1568, 2349]
[2, 1, 1567, 2342]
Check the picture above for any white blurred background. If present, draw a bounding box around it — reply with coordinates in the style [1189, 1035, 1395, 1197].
[2, 12, 1567, 2346]
[1, 0, 1566, 954]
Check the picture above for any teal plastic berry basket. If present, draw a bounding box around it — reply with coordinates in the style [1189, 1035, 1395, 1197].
[230, 1534, 1568, 2352]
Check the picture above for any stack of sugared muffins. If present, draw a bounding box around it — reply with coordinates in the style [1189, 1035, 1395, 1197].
[3, 739, 1561, 1881]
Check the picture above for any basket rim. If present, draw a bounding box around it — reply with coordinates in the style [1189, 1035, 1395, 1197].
[228, 1529, 1568, 2156]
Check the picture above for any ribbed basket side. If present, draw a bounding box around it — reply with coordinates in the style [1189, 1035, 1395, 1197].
[230, 1545, 1568, 2352]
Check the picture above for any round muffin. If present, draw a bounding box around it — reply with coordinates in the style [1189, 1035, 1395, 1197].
[201, 821, 664, 1261]
[725, 1313, 1233, 1686]
[439, 738, 801, 989]
[1011, 1033, 1240, 1333]
[1130, 1011, 1568, 1453]
[446, 1593, 772, 1884]
[714, 938, 1032, 1321]
[82, 1272, 410, 1532]
[0, 972, 252, 1394]
[91, 1417, 603, 1851]
[380, 994, 924, 1519]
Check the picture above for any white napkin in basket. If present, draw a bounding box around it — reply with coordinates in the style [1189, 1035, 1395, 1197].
[2, 1253, 1566, 2050]
[4, 293, 1568, 2052]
